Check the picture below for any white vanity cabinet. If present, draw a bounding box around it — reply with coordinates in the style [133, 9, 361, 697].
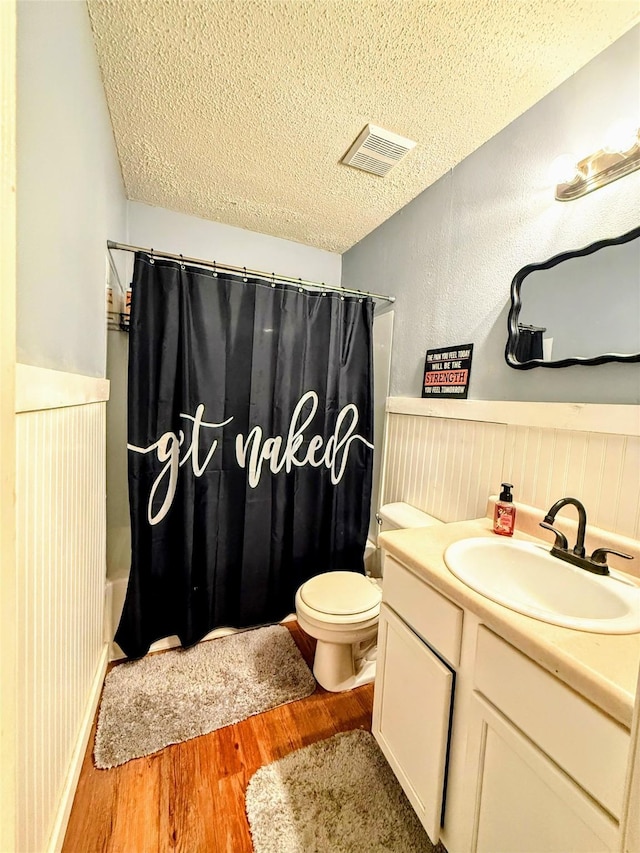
[464, 627, 625, 852]
[465, 694, 619, 852]
[373, 549, 631, 853]
[372, 556, 463, 843]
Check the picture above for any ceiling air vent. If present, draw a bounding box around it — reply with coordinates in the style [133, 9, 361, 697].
[342, 124, 416, 176]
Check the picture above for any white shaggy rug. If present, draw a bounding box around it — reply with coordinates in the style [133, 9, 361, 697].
[245, 729, 435, 853]
[94, 625, 316, 768]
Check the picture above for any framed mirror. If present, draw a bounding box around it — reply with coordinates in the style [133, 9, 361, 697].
[505, 225, 640, 369]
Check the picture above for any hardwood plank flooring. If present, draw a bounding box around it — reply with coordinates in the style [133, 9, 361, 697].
[62, 622, 374, 853]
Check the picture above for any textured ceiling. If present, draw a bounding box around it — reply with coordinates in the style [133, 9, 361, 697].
[87, 1, 639, 253]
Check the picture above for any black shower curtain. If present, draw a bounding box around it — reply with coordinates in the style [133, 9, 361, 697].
[115, 254, 374, 659]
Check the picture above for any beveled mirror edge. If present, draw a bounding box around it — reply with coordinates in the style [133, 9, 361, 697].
[505, 225, 640, 370]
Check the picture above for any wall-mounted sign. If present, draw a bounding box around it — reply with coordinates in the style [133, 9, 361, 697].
[422, 344, 474, 399]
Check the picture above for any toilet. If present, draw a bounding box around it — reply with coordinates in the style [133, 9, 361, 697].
[295, 502, 443, 692]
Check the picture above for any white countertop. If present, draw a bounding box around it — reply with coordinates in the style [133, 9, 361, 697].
[379, 517, 640, 728]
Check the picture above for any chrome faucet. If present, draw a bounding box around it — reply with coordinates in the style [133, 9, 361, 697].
[540, 496, 633, 576]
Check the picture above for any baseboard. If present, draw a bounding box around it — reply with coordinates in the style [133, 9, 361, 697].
[46, 644, 109, 853]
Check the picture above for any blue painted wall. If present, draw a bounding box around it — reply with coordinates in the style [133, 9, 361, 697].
[343, 27, 640, 404]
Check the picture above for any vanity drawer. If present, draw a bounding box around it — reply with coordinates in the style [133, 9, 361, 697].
[474, 626, 629, 819]
[383, 555, 463, 667]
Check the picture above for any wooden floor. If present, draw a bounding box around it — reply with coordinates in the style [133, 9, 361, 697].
[63, 622, 374, 853]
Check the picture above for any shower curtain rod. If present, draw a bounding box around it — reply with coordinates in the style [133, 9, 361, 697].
[107, 240, 396, 303]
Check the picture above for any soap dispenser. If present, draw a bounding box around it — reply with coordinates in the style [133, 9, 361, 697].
[493, 483, 516, 537]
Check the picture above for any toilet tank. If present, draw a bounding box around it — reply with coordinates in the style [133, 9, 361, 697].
[376, 502, 443, 534]
[371, 502, 443, 579]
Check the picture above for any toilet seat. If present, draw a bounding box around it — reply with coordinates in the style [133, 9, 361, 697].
[296, 571, 382, 626]
[300, 571, 381, 615]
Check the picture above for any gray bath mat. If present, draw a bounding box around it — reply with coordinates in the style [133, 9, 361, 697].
[94, 625, 316, 768]
[245, 729, 435, 852]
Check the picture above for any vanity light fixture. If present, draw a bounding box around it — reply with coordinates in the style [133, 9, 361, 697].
[553, 121, 640, 201]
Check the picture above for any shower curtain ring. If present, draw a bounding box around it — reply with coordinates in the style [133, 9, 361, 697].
[243, 266, 248, 282]
[149, 248, 155, 264]
[298, 277, 303, 293]
[213, 260, 218, 277]
[179, 253, 185, 270]
[271, 272, 276, 288]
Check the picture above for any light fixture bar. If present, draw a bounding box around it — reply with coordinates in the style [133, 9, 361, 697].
[556, 139, 640, 201]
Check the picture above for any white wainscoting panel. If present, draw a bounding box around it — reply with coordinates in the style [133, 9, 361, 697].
[381, 403, 640, 541]
[15, 401, 107, 853]
[382, 414, 507, 523]
[503, 426, 640, 541]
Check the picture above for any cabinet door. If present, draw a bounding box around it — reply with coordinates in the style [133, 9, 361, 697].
[372, 603, 453, 843]
[465, 693, 619, 853]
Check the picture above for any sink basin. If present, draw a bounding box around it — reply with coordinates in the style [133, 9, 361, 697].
[443, 537, 640, 633]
